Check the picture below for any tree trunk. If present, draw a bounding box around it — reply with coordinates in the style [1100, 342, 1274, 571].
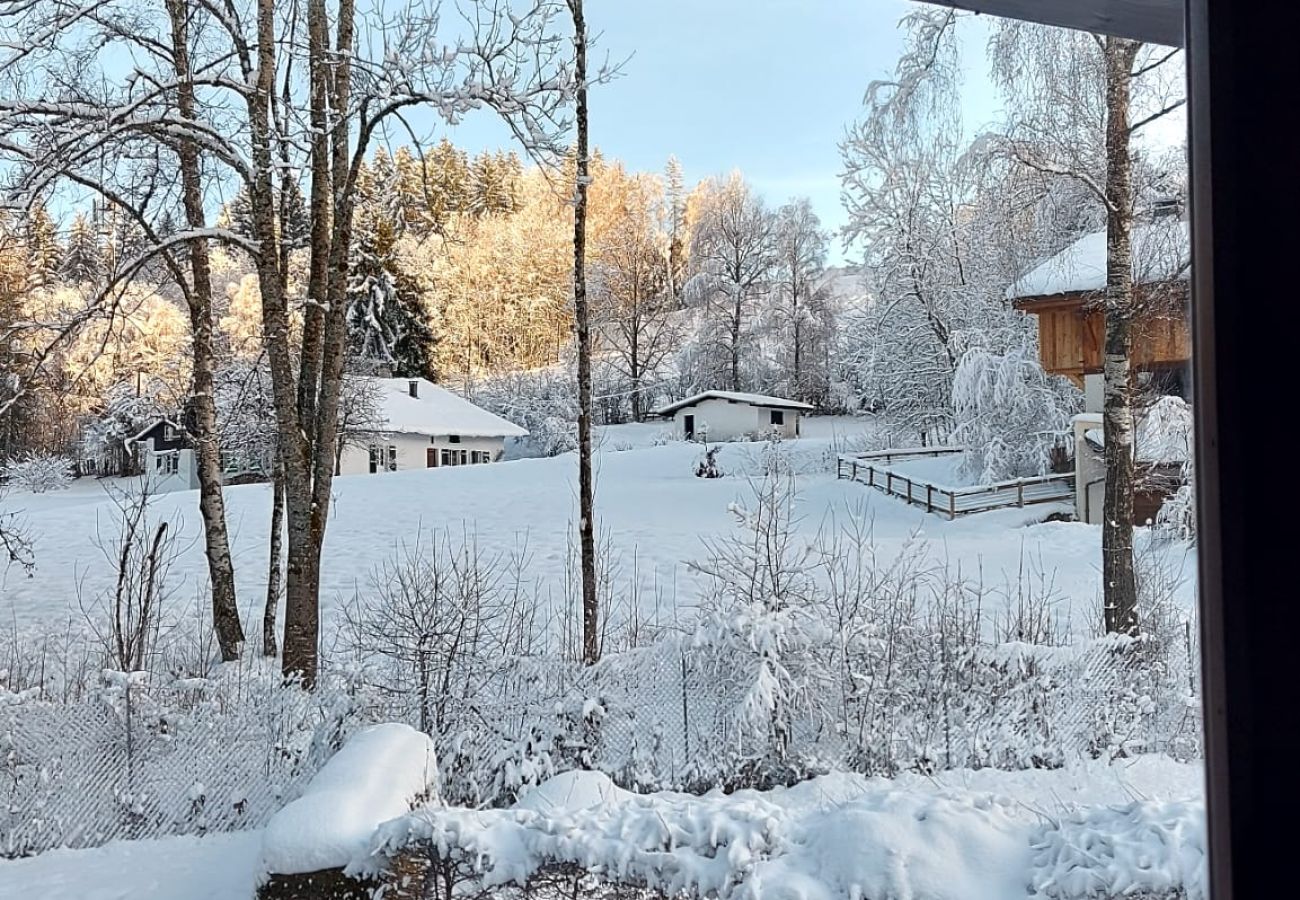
[570, 0, 599, 665]
[263, 456, 285, 656]
[730, 290, 743, 391]
[1101, 36, 1141, 636]
[167, 0, 244, 661]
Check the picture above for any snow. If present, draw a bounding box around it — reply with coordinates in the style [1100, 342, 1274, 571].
[886, 454, 974, 489]
[355, 376, 529, 437]
[651, 390, 816, 416]
[260, 723, 438, 875]
[1008, 220, 1190, 299]
[0, 756, 1201, 899]
[360, 757, 1205, 900]
[0, 416, 1197, 647]
[0, 830, 262, 900]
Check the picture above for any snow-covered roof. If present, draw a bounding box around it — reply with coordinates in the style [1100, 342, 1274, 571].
[354, 376, 529, 438]
[125, 418, 184, 445]
[1008, 220, 1191, 300]
[651, 390, 815, 417]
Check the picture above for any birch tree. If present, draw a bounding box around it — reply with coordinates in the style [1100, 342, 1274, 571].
[990, 22, 1185, 635]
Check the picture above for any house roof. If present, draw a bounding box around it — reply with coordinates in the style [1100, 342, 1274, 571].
[354, 377, 529, 438]
[1008, 220, 1191, 301]
[126, 418, 184, 445]
[651, 391, 815, 417]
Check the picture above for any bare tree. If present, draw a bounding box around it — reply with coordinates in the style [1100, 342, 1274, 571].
[685, 174, 777, 392]
[772, 199, 833, 406]
[593, 176, 676, 422]
[0, 0, 250, 660]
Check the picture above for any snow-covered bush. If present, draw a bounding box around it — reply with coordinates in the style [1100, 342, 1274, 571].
[2, 451, 75, 493]
[951, 343, 1080, 484]
[1143, 396, 1195, 542]
[693, 444, 723, 478]
[468, 368, 577, 458]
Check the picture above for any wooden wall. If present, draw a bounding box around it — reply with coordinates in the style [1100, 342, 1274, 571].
[1018, 284, 1191, 383]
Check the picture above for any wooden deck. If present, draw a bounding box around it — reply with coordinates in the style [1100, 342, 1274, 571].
[836, 447, 1075, 520]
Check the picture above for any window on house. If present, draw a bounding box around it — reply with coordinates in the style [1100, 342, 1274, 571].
[387, 445, 397, 471]
[449, 435, 461, 444]
[459, 449, 468, 465]
[441, 449, 455, 466]
[770, 410, 785, 426]
[156, 452, 178, 476]
[163, 424, 176, 442]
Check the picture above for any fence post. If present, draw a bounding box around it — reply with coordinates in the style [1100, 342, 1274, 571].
[927, 484, 933, 513]
[868, 465, 874, 487]
[949, 491, 956, 519]
[680, 651, 691, 775]
[886, 471, 892, 494]
[906, 478, 913, 506]
[1017, 481, 1025, 508]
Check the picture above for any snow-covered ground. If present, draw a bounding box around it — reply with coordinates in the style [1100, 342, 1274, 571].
[0, 416, 1196, 647]
[0, 755, 1204, 900]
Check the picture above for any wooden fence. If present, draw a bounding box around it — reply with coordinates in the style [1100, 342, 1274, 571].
[836, 447, 1075, 519]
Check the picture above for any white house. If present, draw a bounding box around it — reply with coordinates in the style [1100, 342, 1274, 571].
[337, 377, 528, 475]
[652, 391, 813, 442]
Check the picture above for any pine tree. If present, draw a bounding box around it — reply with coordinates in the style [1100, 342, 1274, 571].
[664, 155, 689, 304]
[346, 214, 435, 378]
[24, 204, 62, 286]
[60, 212, 103, 283]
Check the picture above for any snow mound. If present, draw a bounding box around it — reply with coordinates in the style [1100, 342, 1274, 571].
[358, 772, 1206, 900]
[261, 723, 438, 875]
[513, 769, 626, 814]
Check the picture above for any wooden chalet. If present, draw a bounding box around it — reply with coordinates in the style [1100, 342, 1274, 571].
[1009, 220, 1192, 398]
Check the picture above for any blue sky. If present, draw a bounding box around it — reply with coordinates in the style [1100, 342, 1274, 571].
[425, 0, 1005, 266]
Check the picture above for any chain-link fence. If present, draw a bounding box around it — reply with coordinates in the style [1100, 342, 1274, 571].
[0, 621, 1201, 857]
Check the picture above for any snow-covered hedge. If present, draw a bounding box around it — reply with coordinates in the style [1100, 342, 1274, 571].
[2, 451, 75, 493]
[356, 771, 1205, 900]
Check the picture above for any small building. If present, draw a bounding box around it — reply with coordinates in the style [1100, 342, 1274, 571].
[1009, 219, 1191, 412]
[336, 377, 528, 475]
[1072, 396, 1192, 525]
[652, 391, 813, 442]
[127, 418, 271, 493]
[128, 418, 198, 493]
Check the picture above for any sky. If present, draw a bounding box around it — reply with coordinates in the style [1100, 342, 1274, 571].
[422, 0, 1006, 267]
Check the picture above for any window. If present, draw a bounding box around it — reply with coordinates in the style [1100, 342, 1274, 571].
[368, 444, 397, 473]
[163, 424, 176, 442]
[449, 434, 461, 444]
[770, 410, 785, 426]
[459, 449, 468, 465]
[471, 450, 491, 464]
[441, 449, 455, 466]
[155, 452, 178, 476]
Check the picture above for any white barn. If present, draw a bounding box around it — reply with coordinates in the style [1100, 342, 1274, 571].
[652, 391, 813, 442]
[338, 377, 528, 475]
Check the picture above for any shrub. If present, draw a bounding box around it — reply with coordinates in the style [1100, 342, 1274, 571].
[2, 452, 75, 493]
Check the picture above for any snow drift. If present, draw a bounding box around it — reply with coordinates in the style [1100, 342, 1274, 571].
[260, 723, 439, 876]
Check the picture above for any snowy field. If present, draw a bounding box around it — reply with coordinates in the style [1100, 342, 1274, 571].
[0, 415, 1196, 649]
[0, 756, 1204, 900]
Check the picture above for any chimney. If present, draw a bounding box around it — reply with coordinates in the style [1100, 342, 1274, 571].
[408, 380, 419, 398]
